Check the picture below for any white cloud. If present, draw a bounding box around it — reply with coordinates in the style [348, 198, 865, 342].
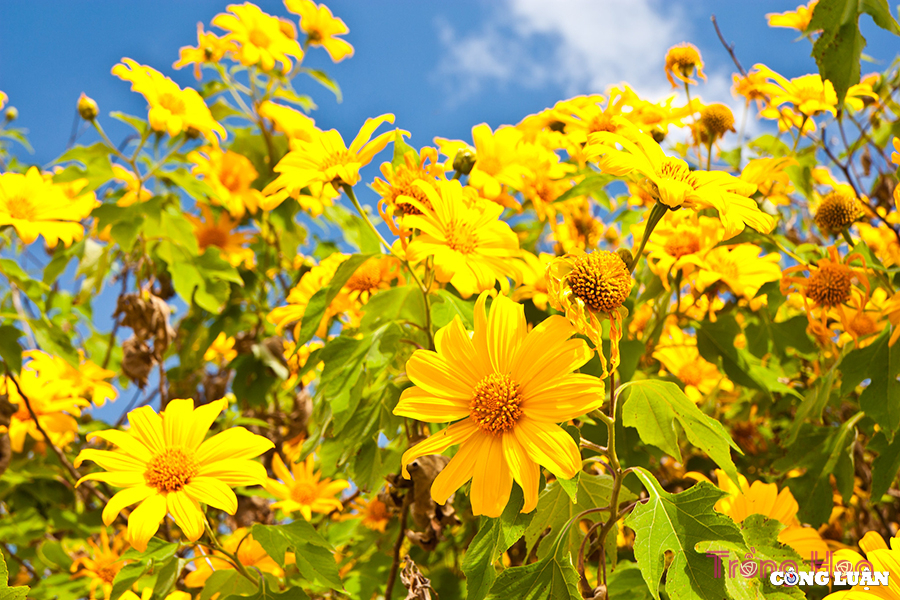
[435, 0, 746, 120]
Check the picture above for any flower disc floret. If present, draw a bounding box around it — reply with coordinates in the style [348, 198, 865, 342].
[815, 190, 863, 234]
[700, 103, 736, 138]
[470, 373, 523, 435]
[568, 251, 632, 312]
[806, 263, 852, 307]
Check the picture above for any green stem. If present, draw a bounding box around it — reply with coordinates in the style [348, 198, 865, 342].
[204, 520, 259, 585]
[630, 203, 668, 274]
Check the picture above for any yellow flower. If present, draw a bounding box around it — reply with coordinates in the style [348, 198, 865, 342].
[857, 218, 900, 267]
[0, 167, 98, 248]
[212, 3, 304, 72]
[586, 118, 776, 238]
[286, 0, 354, 62]
[110, 165, 152, 208]
[681, 244, 782, 301]
[69, 530, 129, 600]
[825, 531, 900, 600]
[892, 137, 900, 167]
[511, 252, 554, 310]
[266, 453, 349, 520]
[284, 340, 323, 387]
[188, 146, 265, 218]
[74, 398, 274, 552]
[342, 496, 391, 532]
[1, 369, 90, 453]
[753, 64, 837, 119]
[112, 58, 226, 144]
[264, 114, 401, 206]
[204, 332, 238, 364]
[186, 204, 255, 268]
[664, 43, 706, 87]
[687, 469, 828, 558]
[637, 211, 723, 287]
[22, 350, 117, 407]
[550, 197, 604, 253]
[766, 1, 818, 32]
[402, 179, 521, 298]
[815, 189, 864, 234]
[781, 245, 871, 338]
[653, 325, 731, 402]
[258, 100, 317, 145]
[759, 104, 818, 135]
[0, 91, 6, 110]
[184, 527, 287, 587]
[268, 253, 349, 339]
[832, 287, 888, 349]
[740, 157, 797, 206]
[732, 70, 779, 109]
[547, 250, 633, 376]
[373, 146, 444, 234]
[436, 124, 528, 200]
[173, 23, 236, 79]
[394, 292, 604, 517]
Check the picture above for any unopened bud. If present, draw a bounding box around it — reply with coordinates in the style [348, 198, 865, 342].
[651, 128, 666, 143]
[185, 126, 201, 140]
[616, 248, 634, 270]
[452, 148, 476, 176]
[4, 107, 17, 122]
[77, 93, 99, 121]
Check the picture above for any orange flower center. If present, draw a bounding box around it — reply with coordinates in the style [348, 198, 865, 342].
[144, 447, 199, 493]
[197, 226, 230, 249]
[446, 221, 477, 254]
[588, 114, 617, 134]
[291, 481, 318, 504]
[663, 231, 701, 259]
[849, 312, 878, 337]
[96, 563, 120, 584]
[248, 28, 271, 48]
[158, 92, 187, 116]
[806, 263, 852, 307]
[470, 373, 523, 435]
[667, 47, 700, 75]
[5, 195, 38, 220]
[568, 251, 633, 312]
[815, 191, 862, 233]
[345, 261, 383, 292]
[677, 362, 705, 387]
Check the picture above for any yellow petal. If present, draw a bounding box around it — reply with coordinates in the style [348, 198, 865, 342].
[184, 477, 238, 514]
[469, 433, 513, 518]
[195, 428, 274, 464]
[430, 436, 483, 505]
[74, 449, 146, 473]
[197, 459, 269, 486]
[103, 486, 156, 526]
[127, 406, 166, 455]
[167, 490, 205, 541]
[400, 418, 479, 478]
[522, 374, 605, 422]
[406, 350, 474, 400]
[394, 386, 470, 423]
[502, 432, 540, 513]
[127, 494, 167, 552]
[513, 417, 581, 480]
[86, 430, 153, 461]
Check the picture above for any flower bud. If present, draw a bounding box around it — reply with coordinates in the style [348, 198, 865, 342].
[616, 248, 634, 271]
[452, 148, 476, 176]
[185, 126, 201, 140]
[4, 107, 17, 122]
[77, 93, 99, 121]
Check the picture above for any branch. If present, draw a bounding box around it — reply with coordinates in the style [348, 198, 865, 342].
[711, 15, 746, 77]
[385, 491, 412, 600]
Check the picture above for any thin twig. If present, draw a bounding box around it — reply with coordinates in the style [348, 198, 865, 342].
[1, 541, 36, 578]
[4, 371, 109, 504]
[711, 15, 746, 76]
[385, 492, 412, 600]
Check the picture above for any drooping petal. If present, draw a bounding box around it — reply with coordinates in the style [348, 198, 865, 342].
[167, 491, 205, 541]
[102, 486, 156, 526]
[469, 434, 513, 518]
[513, 417, 581, 481]
[126, 494, 167, 552]
[430, 436, 485, 505]
[400, 418, 480, 478]
[502, 432, 541, 513]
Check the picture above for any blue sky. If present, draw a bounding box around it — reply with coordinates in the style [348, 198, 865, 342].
[2, 0, 898, 422]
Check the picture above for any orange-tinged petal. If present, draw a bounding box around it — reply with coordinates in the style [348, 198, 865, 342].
[406, 350, 475, 400]
[469, 433, 513, 518]
[400, 418, 480, 478]
[523, 374, 605, 422]
[394, 386, 471, 423]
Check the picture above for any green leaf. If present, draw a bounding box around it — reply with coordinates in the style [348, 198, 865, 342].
[0, 552, 29, 600]
[111, 539, 178, 599]
[360, 285, 427, 330]
[858, 332, 900, 437]
[295, 254, 375, 345]
[220, 575, 310, 600]
[485, 526, 581, 600]
[250, 522, 341, 590]
[391, 130, 417, 167]
[607, 562, 653, 600]
[551, 172, 611, 209]
[199, 571, 257, 600]
[463, 486, 534, 600]
[620, 379, 742, 484]
[52, 143, 115, 191]
[0, 326, 23, 373]
[625, 468, 745, 600]
[431, 289, 475, 329]
[871, 430, 900, 501]
[860, 0, 900, 34]
[109, 111, 148, 134]
[523, 472, 621, 560]
[301, 68, 342, 102]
